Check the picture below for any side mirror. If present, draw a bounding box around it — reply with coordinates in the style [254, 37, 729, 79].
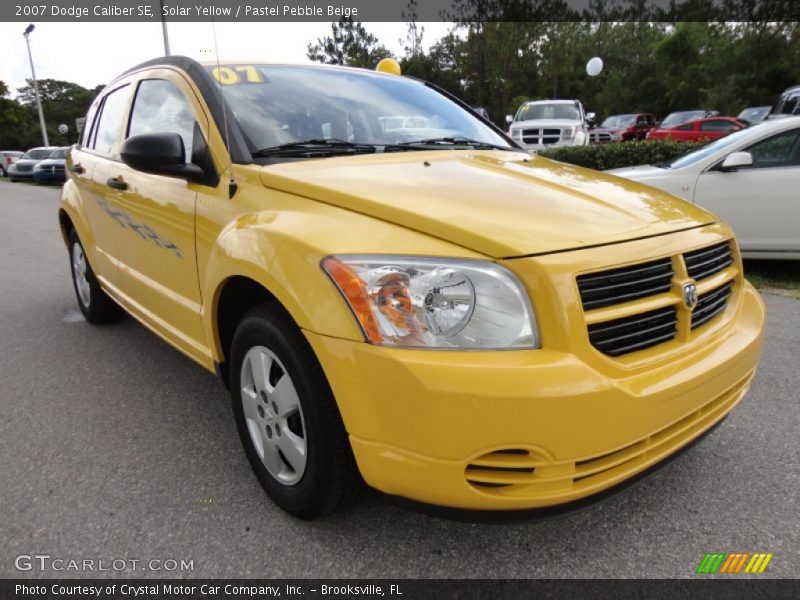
[719, 151, 753, 171]
[505, 115, 514, 124]
[121, 132, 204, 182]
[585, 112, 596, 122]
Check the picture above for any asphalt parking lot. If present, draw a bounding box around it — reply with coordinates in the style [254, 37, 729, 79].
[0, 180, 798, 579]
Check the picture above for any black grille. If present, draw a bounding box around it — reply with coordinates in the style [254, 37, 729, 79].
[692, 282, 733, 329]
[588, 306, 678, 357]
[577, 258, 674, 310]
[684, 242, 733, 281]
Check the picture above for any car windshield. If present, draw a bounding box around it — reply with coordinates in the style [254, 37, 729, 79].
[516, 103, 580, 121]
[666, 124, 767, 169]
[661, 111, 706, 128]
[48, 148, 68, 159]
[601, 115, 635, 128]
[23, 149, 53, 160]
[774, 95, 800, 116]
[737, 107, 770, 121]
[209, 64, 512, 156]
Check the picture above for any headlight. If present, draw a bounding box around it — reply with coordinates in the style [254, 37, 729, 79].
[510, 128, 522, 140]
[611, 131, 623, 141]
[33, 164, 43, 172]
[322, 256, 539, 349]
[562, 125, 578, 139]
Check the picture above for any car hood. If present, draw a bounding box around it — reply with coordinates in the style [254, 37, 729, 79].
[592, 126, 627, 133]
[606, 165, 673, 180]
[14, 158, 44, 167]
[258, 150, 715, 258]
[37, 158, 65, 167]
[510, 119, 579, 130]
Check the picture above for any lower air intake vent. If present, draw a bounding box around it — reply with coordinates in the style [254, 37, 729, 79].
[465, 449, 541, 489]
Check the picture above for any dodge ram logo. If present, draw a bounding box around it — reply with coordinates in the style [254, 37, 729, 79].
[682, 282, 698, 309]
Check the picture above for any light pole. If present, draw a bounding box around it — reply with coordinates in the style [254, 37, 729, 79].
[23, 24, 49, 147]
[159, 0, 171, 55]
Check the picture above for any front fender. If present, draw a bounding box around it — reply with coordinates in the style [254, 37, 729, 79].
[200, 220, 365, 361]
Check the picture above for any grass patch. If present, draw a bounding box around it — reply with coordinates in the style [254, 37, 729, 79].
[743, 260, 800, 299]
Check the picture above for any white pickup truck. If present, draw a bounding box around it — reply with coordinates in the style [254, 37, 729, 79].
[507, 100, 593, 152]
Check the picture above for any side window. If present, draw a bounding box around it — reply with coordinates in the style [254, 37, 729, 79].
[91, 85, 130, 155]
[636, 116, 647, 126]
[128, 79, 197, 159]
[80, 99, 101, 146]
[677, 123, 694, 131]
[745, 129, 800, 168]
[701, 120, 736, 132]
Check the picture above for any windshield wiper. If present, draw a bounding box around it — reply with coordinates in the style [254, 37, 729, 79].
[396, 137, 515, 151]
[252, 138, 377, 157]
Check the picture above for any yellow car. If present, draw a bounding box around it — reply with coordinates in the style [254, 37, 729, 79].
[58, 57, 766, 519]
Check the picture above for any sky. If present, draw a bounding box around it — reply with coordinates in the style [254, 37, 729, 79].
[0, 21, 453, 96]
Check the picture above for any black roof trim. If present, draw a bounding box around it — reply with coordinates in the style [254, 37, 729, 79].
[119, 55, 252, 164]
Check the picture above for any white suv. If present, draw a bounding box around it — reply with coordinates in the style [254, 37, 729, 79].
[507, 100, 592, 152]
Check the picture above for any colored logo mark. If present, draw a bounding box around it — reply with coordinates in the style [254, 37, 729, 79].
[696, 552, 773, 574]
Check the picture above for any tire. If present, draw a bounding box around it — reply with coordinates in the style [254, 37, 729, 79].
[68, 229, 124, 324]
[230, 303, 363, 518]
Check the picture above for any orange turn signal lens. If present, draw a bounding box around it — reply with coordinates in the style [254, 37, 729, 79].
[321, 257, 382, 343]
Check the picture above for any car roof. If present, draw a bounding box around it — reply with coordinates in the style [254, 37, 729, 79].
[524, 99, 577, 105]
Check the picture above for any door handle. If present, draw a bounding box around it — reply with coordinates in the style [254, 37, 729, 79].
[70, 163, 84, 174]
[106, 176, 128, 191]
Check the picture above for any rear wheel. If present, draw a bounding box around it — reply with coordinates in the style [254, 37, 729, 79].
[230, 303, 363, 518]
[68, 229, 124, 324]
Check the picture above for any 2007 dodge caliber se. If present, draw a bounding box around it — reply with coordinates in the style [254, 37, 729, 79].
[59, 57, 765, 519]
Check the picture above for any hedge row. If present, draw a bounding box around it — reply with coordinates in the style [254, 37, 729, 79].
[536, 139, 707, 171]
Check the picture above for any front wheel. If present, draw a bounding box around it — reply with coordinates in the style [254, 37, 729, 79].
[68, 229, 124, 324]
[230, 304, 363, 518]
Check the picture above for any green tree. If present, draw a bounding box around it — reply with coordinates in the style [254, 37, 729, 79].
[17, 78, 99, 145]
[307, 18, 393, 68]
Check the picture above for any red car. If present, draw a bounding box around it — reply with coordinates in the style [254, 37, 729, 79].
[646, 116, 746, 142]
[589, 113, 656, 143]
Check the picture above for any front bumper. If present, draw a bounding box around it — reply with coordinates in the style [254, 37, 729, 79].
[9, 169, 34, 179]
[306, 277, 765, 511]
[34, 171, 66, 183]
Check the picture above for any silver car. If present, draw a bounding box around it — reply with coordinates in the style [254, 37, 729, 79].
[0, 151, 24, 177]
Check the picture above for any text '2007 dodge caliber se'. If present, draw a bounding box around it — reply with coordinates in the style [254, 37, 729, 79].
[58, 57, 765, 519]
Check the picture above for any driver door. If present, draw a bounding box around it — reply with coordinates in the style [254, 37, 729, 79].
[106, 72, 214, 362]
[693, 127, 800, 254]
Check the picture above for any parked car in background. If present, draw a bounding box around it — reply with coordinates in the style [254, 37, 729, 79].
[8, 147, 58, 181]
[608, 117, 800, 258]
[654, 110, 718, 130]
[646, 117, 746, 142]
[506, 99, 591, 151]
[767, 85, 800, 119]
[590, 113, 656, 143]
[34, 147, 69, 184]
[0, 151, 24, 177]
[737, 106, 771, 124]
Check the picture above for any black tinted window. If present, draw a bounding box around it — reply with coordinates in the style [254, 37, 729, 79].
[700, 120, 738, 132]
[746, 129, 800, 167]
[92, 85, 129, 155]
[128, 79, 196, 159]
